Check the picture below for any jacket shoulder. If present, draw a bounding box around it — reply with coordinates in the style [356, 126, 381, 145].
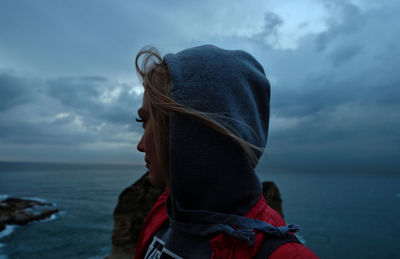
[257, 197, 319, 258]
[134, 188, 169, 259]
[256, 197, 286, 228]
[269, 242, 319, 259]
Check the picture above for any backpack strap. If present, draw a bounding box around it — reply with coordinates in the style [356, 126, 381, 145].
[253, 234, 303, 259]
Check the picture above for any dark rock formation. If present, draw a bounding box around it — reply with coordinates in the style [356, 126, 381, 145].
[0, 197, 59, 231]
[262, 181, 284, 218]
[107, 173, 284, 259]
[108, 172, 163, 259]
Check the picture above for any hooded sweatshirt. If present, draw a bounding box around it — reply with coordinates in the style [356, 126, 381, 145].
[139, 45, 302, 259]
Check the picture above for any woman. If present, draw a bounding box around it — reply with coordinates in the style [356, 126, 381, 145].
[134, 45, 318, 259]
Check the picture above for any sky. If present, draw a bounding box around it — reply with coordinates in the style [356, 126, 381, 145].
[0, 0, 399, 173]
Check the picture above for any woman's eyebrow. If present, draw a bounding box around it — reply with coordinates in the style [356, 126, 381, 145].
[137, 108, 145, 117]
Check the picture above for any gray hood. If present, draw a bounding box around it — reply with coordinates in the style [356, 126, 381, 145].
[163, 45, 296, 245]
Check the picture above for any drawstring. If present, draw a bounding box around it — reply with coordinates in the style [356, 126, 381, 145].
[228, 223, 300, 246]
[169, 217, 300, 246]
[166, 196, 300, 246]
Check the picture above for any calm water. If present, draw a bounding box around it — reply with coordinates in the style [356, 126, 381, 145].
[0, 162, 399, 258]
[259, 170, 400, 259]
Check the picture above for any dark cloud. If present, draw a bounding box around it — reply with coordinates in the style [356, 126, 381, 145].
[0, 119, 93, 145]
[244, 1, 400, 172]
[47, 76, 142, 126]
[47, 77, 102, 109]
[250, 11, 284, 47]
[328, 44, 362, 66]
[0, 71, 143, 155]
[265, 1, 400, 117]
[0, 0, 399, 170]
[316, 2, 364, 52]
[0, 72, 33, 111]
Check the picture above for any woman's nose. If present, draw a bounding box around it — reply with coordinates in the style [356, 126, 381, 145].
[137, 136, 145, 152]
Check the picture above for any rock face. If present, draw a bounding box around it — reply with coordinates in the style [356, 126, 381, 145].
[0, 197, 59, 231]
[108, 173, 163, 259]
[107, 173, 284, 259]
[262, 181, 284, 218]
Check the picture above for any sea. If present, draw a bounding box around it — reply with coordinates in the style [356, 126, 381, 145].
[0, 162, 399, 259]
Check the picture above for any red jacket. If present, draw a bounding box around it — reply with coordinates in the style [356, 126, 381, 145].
[135, 189, 319, 259]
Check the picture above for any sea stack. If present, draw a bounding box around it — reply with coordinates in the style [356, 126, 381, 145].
[0, 197, 59, 231]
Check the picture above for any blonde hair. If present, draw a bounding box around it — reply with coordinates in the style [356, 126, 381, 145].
[135, 47, 263, 181]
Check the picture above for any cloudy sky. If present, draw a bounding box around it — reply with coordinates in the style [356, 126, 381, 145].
[0, 0, 399, 173]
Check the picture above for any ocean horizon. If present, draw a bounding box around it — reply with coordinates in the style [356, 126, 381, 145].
[0, 161, 399, 258]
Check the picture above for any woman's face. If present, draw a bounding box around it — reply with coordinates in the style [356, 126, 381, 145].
[136, 94, 166, 187]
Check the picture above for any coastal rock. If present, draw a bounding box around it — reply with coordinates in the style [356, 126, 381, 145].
[262, 181, 284, 218]
[107, 173, 284, 259]
[0, 197, 59, 229]
[108, 172, 163, 259]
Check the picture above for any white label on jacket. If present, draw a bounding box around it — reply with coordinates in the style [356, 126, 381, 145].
[144, 236, 183, 259]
